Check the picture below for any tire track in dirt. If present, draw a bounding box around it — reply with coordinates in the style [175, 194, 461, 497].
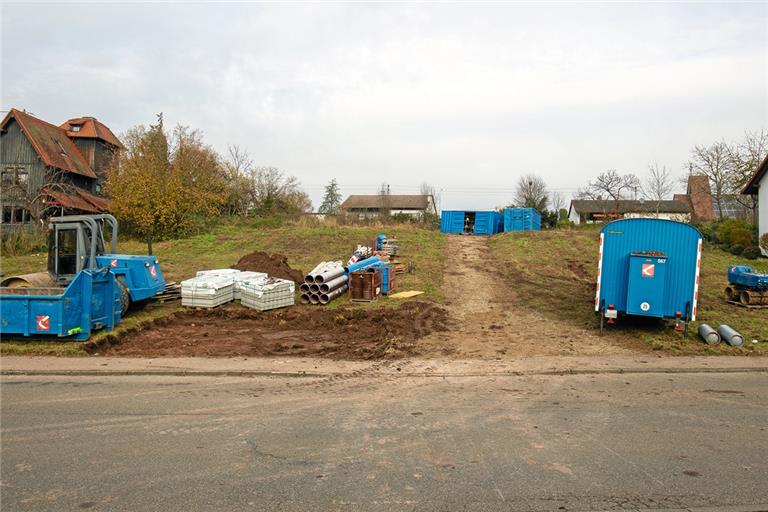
[417, 235, 638, 358]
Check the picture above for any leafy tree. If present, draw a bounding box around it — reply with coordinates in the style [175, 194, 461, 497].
[513, 174, 549, 212]
[318, 179, 342, 214]
[106, 114, 226, 254]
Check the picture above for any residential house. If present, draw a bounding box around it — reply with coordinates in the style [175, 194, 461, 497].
[741, 153, 768, 256]
[0, 109, 121, 224]
[568, 199, 691, 225]
[340, 194, 437, 219]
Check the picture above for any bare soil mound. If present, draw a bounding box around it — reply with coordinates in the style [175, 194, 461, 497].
[232, 251, 304, 283]
[92, 301, 450, 359]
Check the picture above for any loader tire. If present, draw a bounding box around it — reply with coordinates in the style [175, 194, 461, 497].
[117, 279, 130, 318]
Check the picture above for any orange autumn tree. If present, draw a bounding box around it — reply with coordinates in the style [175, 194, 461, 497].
[106, 114, 226, 254]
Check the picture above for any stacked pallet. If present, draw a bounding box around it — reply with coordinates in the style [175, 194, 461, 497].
[240, 278, 295, 311]
[181, 275, 235, 308]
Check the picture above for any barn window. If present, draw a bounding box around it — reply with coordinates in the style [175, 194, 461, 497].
[70, 124, 82, 132]
[2, 169, 14, 186]
[16, 169, 28, 186]
[2, 206, 12, 223]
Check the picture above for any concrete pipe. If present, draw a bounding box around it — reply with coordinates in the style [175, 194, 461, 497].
[309, 283, 320, 293]
[320, 275, 349, 293]
[300, 283, 310, 293]
[698, 324, 721, 345]
[717, 324, 744, 347]
[300, 293, 311, 305]
[315, 267, 345, 284]
[725, 286, 736, 302]
[320, 285, 348, 304]
[309, 293, 321, 305]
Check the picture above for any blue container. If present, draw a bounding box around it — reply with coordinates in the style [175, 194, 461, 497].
[440, 211, 466, 234]
[95, 254, 166, 302]
[474, 211, 503, 235]
[380, 264, 395, 294]
[596, 219, 702, 321]
[503, 208, 541, 232]
[0, 268, 120, 341]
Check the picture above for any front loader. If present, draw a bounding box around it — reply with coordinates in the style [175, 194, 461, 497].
[0, 214, 165, 340]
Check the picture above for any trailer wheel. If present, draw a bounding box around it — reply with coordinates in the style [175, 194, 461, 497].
[117, 279, 130, 318]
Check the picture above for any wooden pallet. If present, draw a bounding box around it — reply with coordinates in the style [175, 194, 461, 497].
[153, 281, 181, 302]
[727, 300, 768, 309]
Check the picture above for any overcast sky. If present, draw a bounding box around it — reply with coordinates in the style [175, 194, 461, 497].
[2, 2, 766, 211]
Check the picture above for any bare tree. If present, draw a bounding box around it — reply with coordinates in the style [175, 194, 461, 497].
[688, 141, 733, 220]
[512, 174, 549, 212]
[221, 145, 253, 216]
[642, 162, 674, 215]
[550, 191, 566, 219]
[246, 166, 310, 214]
[730, 129, 768, 224]
[419, 182, 439, 213]
[227, 145, 253, 175]
[378, 181, 392, 219]
[578, 170, 640, 213]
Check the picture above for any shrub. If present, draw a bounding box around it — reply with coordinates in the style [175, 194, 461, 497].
[1, 226, 47, 256]
[743, 246, 762, 260]
[729, 227, 753, 247]
[761, 233, 768, 252]
[714, 219, 752, 247]
[729, 244, 744, 255]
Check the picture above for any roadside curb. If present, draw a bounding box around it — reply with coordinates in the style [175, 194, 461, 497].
[3, 366, 767, 378]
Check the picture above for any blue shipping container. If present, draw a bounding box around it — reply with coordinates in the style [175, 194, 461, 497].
[474, 211, 503, 235]
[595, 219, 702, 322]
[440, 211, 466, 234]
[503, 208, 541, 232]
[440, 211, 502, 235]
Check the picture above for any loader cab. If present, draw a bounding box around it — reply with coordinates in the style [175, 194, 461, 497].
[47, 215, 117, 286]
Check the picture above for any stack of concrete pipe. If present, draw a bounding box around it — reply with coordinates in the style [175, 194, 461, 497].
[300, 261, 348, 305]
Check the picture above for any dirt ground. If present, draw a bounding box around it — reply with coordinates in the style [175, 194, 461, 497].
[97, 237, 645, 359]
[94, 301, 450, 359]
[415, 236, 643, 358]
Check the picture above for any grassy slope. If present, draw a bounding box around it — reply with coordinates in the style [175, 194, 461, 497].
[1, 218, 445, 355]
[488, 226, 767, 354]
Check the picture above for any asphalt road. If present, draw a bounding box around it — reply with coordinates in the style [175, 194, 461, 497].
[2, 370, 767, 511]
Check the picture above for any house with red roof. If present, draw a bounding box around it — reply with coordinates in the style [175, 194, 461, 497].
[0, 108, 122, 224]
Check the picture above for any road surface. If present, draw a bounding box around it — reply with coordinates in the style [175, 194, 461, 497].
[2, 370, 767, 511]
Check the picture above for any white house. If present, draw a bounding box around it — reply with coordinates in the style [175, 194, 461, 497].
[340, 194, 437, 219]
[568, 199, 691, 225]
[742, 154, 768, 256]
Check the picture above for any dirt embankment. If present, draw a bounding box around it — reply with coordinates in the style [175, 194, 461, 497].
[232, 251, 304, 283]
[92, 301, 450, 359]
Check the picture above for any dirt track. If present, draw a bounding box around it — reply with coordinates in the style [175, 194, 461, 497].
[417, 236, 639, 358]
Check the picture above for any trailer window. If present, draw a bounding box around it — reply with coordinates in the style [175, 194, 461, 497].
[57, 229, 78, 276]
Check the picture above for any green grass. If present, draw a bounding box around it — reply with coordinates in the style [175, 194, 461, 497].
[488, 226, 768, 355]
[1, 218, 445, 355]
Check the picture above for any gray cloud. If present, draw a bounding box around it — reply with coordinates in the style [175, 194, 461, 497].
[2, 2, 766, 210]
